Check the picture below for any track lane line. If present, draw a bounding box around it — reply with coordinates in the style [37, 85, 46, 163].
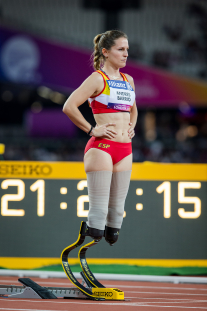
[1, 302, 207, 309]
[1, 278, 207, 291]
[1, 298, 207, 307]
[107, 285, 207, 291]
[127, 298, 207, 303]
[0, 309, 68, 311]
[130, 304, 207, 309]
[3, 297, 205, 303]
[0, 280, 207, 296]
[124, 291, 207, 296]
[127, 300, 207, 304]
[1, 279, 207, 292]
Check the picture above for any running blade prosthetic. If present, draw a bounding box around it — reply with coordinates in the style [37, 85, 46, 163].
[61, 221, 124, 300]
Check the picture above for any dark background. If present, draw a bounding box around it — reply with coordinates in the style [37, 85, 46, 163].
[1, 0, 207, 164]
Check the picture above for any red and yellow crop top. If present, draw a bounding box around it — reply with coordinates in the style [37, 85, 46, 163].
[88, 70, 136, 114]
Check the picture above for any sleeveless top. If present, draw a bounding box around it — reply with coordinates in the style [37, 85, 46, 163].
[88, 70, 136, 114]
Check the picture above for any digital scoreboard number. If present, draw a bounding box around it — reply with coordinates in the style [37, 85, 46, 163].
[0, 161, 206, 260]
[0, 179, 202, 219]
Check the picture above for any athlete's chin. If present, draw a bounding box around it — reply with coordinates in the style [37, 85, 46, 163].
[119, 62, 127, 68]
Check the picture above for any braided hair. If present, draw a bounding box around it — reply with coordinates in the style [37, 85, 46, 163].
[92, 30, 128, 70]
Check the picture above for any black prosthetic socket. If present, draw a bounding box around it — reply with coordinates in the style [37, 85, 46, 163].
[105, 226, 120, 246]
[85, 224, 104, 241]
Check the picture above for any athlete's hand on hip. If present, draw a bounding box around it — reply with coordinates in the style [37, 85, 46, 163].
[92, 123, 117, 139]
[128, 122, 135, 139]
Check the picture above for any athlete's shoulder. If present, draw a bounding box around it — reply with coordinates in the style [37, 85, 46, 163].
[89, 71, 105, 82]
[91, 71, 104, 77]
[123, 73, 133, 83]
[123, 73, 135, 89]
[84, 71, 104, 86]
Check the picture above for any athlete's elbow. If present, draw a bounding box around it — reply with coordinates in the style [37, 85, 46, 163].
[62, 104, 68, 114]
[62, 101, 72, 116]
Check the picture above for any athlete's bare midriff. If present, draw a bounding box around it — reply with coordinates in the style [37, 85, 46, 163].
[94, 112, 131, 143]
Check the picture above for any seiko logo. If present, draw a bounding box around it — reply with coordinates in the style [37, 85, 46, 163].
[94, 291, 113, 297]
[0, 164, 52, 176]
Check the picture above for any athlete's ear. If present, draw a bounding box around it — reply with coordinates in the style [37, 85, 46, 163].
[102, 48, 108, 58]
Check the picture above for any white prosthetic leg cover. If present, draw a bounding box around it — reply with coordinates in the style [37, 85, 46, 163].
[86, 170, 112, 230]
[106, 170, 132, 229]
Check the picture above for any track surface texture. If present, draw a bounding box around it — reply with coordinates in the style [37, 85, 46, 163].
[0, 276, 207, 310]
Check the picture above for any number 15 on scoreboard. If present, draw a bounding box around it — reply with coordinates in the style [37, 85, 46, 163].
[156, 181, 201, 219]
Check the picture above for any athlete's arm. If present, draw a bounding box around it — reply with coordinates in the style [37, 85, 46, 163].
[125, 74, 138, 139]
[63, 72, 101, 133]
[63, 72, 117, 138]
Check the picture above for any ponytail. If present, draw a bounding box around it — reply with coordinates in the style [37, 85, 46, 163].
[93, 34, 104, 70]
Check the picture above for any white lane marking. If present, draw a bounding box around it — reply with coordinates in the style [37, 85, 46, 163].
[130, 304, 207, 309]
[1, 302, 207, 309]
[108, 284, 207, 291]
[129, 300, 207, 304]
[1, 283, 207, 300]
[1, 297, 206, 303]
[125, 291, 207, 296]
[0, 280, 207, 295]
[1, 279, 207, 291]
[1, 298, 207, 307]
[0, 309, 68, 311]
[127, 297, 207, 302]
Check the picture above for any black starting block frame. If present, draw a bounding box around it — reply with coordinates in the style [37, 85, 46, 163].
[0, 277, 90, 299]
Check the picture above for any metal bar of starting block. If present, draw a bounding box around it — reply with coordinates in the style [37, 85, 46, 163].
[0, 279, 87, 299]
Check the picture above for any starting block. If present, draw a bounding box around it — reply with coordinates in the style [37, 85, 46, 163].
[92, 287, 124, 300]
[0, 278, 82, 299]
[0, 276, 124, 301]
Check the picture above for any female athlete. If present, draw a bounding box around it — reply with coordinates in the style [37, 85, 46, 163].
[63, 30, 138, 245]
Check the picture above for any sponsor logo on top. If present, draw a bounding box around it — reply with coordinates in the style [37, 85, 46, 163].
[126, 82, 133, 91]
[107, 103, 131, 111]
[107, 80, 133, 91]
[107, 80, 126, 89]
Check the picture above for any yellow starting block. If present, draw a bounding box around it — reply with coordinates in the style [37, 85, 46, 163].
[92, 287, 124, 300]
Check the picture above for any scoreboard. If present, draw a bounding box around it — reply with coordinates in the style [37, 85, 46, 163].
[0, 161, 207, 265]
